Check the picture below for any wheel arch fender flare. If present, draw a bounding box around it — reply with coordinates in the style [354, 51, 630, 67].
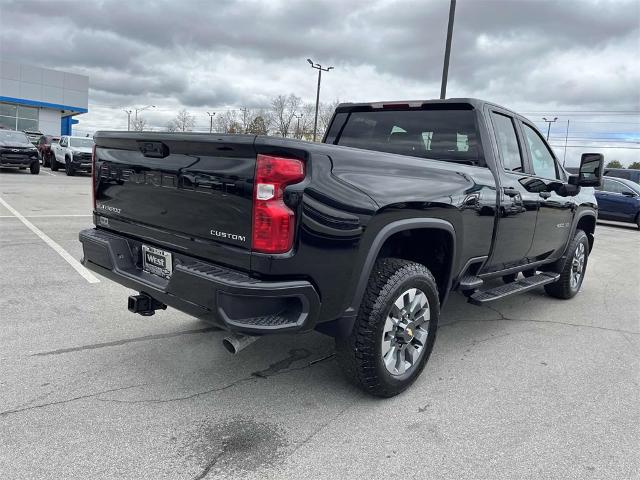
[548, 209, 596, 273]
[346, 218, 457, 317]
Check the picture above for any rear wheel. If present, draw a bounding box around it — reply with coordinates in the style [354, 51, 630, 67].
[30, 161, 40, 175]
[544, 229, 589, 299]
[42, 151, 50, 167]
[335, 258, 439, 397]
[51, 155, 59, 171]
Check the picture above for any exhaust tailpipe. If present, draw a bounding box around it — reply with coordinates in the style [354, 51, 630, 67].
[222, 333, 259, 354]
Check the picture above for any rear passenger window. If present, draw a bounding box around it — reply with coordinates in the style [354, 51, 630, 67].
[491, 112, 523, 172]
[333, 108, 482, 165]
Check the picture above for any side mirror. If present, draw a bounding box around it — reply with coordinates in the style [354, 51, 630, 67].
[568, 153, 604, 187]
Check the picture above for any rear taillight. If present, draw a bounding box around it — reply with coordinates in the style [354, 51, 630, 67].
[252, 154, 305, 254]
[91, 144, 97, 210]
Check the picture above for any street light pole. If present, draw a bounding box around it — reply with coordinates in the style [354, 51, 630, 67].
[134, 105, 156, 122]
[542, 116, 558, 141]
[207, 112, 216, 134]
[307, 59, 333, 142]
[440, 0, 457, 100]
[123, 110, 132, 131]
[562, 119, 570, 166]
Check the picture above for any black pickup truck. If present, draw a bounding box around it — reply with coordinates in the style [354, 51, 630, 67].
[80, 99, 603, 397]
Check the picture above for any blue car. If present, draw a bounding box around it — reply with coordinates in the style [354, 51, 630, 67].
[595, 176, 640, 229]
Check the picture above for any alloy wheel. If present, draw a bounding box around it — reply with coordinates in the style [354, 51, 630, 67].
[570, 242, 585, 290]
[381, 288, 430, 376]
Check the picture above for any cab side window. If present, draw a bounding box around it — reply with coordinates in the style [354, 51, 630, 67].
[522, 124, 558, 180]
[491, 112, 523, 172]
[604, 179, 624, 194]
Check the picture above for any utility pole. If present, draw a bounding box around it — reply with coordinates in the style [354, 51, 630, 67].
[307, 58, 333, 142]
[207, 112, 216, 134]
[440, 0, 457, 100]
[123, 110, 132, 131]
[239, 107, 248, 133]
[293, 113, 303, 139]
[542, 116, 558, 141]
[562, 119, 570, 166]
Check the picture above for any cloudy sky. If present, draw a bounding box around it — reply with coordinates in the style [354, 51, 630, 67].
[1, 0, 639, 166]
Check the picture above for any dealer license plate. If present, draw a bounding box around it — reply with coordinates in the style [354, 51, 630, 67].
[142, 245, 173, 278]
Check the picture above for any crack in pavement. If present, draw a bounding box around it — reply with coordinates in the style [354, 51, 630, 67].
[1, 351, 335, 417]
[460, 305, 640, 335]
[97, 350, 336, 405]
[192, 451, 224, 480]
[31, 327, 219, 357]
[285, 399, 355, 460]
[0, 383, 150, 417]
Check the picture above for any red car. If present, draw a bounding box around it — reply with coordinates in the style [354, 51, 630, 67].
[36, 135, 60, 168]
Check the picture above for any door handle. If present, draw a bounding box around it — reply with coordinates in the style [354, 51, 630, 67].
[539, 191, 552, 199]
[503, 187, 519, 197]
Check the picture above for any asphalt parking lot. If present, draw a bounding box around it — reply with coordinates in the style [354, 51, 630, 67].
[0, 167, 638, 480]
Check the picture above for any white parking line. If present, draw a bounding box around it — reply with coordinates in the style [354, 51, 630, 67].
[0, 214, 92, 218]
[0, 197, 99, 284]
[40, 170, 55, 176]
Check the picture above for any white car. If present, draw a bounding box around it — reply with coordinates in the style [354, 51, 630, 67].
[50, 135, 94, 175]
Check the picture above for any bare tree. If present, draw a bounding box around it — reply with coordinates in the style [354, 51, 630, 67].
[270, 94, 301, 138]
[131, 117, 148, 132]
[215, 110, 240, 133]
[166, 120, 178, 132]
[172, 109, 195, 132]
[319, 99, 340, 139]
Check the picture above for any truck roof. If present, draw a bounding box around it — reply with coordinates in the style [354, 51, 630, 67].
[335, 98, 520, 117]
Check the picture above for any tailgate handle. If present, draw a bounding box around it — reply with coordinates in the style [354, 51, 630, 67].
[138, 141, 169, 158]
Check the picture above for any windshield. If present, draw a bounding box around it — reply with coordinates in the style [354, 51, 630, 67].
[328, 107, 481, 165]
[617, 178, 640, 194]
[69, 137, 95, 148]
[0, 130, 31, 144]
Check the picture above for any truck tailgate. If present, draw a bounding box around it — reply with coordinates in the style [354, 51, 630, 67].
[93, 132, 257, 270]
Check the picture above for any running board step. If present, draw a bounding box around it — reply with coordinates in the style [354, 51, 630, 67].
[468, 272, 560, 305]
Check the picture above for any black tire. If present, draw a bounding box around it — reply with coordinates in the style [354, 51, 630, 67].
[42, 152, 50, 168]
[335, 258, 440, 397]
[544, 229, 589, 299]
[65, 158, 75, 176]
[522, 269, 536, 278]
[51, 156, 59, 171]
[502, 273, 518, 284]
[636, 213, 640, 230]
[30, 162, 40, 175]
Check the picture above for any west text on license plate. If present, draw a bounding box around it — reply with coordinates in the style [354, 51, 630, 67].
[142, 245, 173, 278]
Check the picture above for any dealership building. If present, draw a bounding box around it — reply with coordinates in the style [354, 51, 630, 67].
[0, 60, 88, 136]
